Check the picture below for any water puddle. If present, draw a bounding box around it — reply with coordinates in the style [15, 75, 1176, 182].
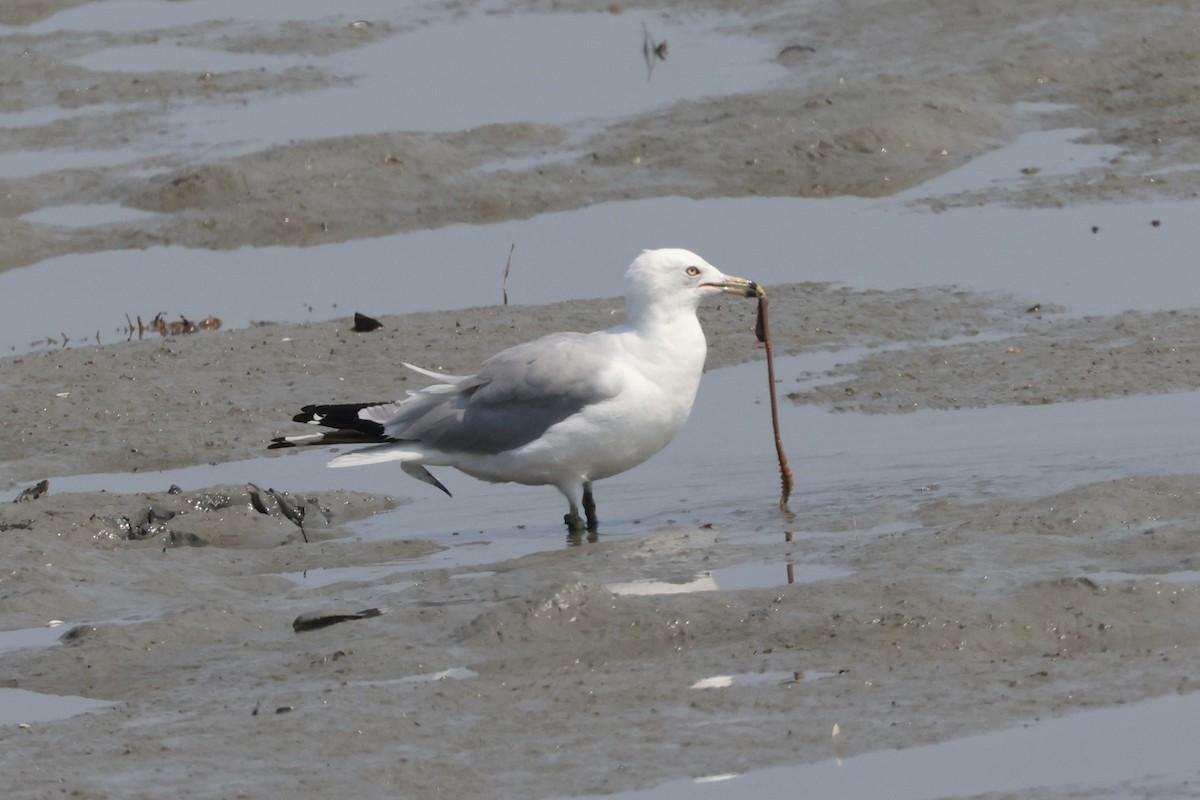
[397, 667, 477, 684]
[0, 688, 116, 726]
[476, 148, 591, 175]
[19, 0, 413, 31]
[276, 564, 417, 592]
[607, 561, 849, 596]
[571, 691, 1200, 799]
[20, 204, 162, 228]
[674, 358, 1200, 518]
[72, 43, 309, 75]
[0, 102, 128, 130]
[899, 127, 1122, 199]
[349, 666, 478, 688]
[0, 621, 68, 655]
[1088, 570, 1200, 585]
[0, 146, 159, 180]
[271, 543, 549, 589]
[689, 670, 835, 689]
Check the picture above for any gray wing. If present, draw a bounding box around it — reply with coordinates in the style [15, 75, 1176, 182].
[386, 332, 623, 455]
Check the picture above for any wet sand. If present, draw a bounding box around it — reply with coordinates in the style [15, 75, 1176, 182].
[3, 1, 1200, 799]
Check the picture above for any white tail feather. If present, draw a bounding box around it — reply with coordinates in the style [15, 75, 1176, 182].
[403, 362, 468, 382]
[328, 447, 422, 468]
[279, 432, 327, 446]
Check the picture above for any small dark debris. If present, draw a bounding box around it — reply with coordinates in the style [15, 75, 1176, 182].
[247, 483, 275, 515]
[60, 624, 97, 644]
[142, 312, 221, 338]
[1151, 219, 1162, 227]
[0, 520, 33, 532]
[293, 608, 382, 633]
[13, 480, 49, 503]
[778, 44, 816, 61]
[140, 522, 174, 540]
[167, 484, 183, 495]
[166, 530, 207, 548]
[268, 488, 306, 527]
[148, 506, 176, 523]
[352, 312, 383, 332]
[641, 22, 668, 79]
[268, 487, 309, 542]
[1091, 225, 1100, 233]
[275, 706, 294, 714]
[1025, 303, 1042, 313]
[502, 243, 515, 306]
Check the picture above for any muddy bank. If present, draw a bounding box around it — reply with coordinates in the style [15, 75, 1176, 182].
[0, 483, 404, 625]
[789, 306, 1200, 413]
[1, 470, 1198, 798]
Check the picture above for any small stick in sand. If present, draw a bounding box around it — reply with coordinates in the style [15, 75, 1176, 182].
[756, 293, 794, 512]
[502, 243, 515, 306]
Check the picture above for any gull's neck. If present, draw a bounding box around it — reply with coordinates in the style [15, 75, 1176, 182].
[618, 295, 709, 376]
[623, 292, 702, 333]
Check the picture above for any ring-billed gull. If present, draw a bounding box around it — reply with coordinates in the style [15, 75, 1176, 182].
[269, 248, 763, 531]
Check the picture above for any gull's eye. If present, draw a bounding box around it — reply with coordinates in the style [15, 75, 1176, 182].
[685, 266, 701, 277]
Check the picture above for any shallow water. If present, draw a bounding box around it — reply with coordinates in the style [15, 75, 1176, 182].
[7, 5, 784, 170]
[899, 127, 1122, 197]
[0, 687, 116, 726]
[0, 623, 66, 655]
[2, 129, 1195, 355]
[570, 691, 1200, 799]
[606, 560, 851, 596]
[20, 203, 162, 228]
[44, 351, 1200, 557]
[688, 670, 832, 689]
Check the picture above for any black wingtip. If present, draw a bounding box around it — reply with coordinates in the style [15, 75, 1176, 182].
[290, 402, 391, 436]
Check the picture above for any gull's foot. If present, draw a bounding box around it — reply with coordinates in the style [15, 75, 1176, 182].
[564, 511, 598, 534]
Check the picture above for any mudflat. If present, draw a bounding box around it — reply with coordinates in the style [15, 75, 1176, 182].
[2, 2, 1200, 799]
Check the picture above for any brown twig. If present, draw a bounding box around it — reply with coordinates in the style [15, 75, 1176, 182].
[502, 243, 515, 306]
[757, 294, 794, 512]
